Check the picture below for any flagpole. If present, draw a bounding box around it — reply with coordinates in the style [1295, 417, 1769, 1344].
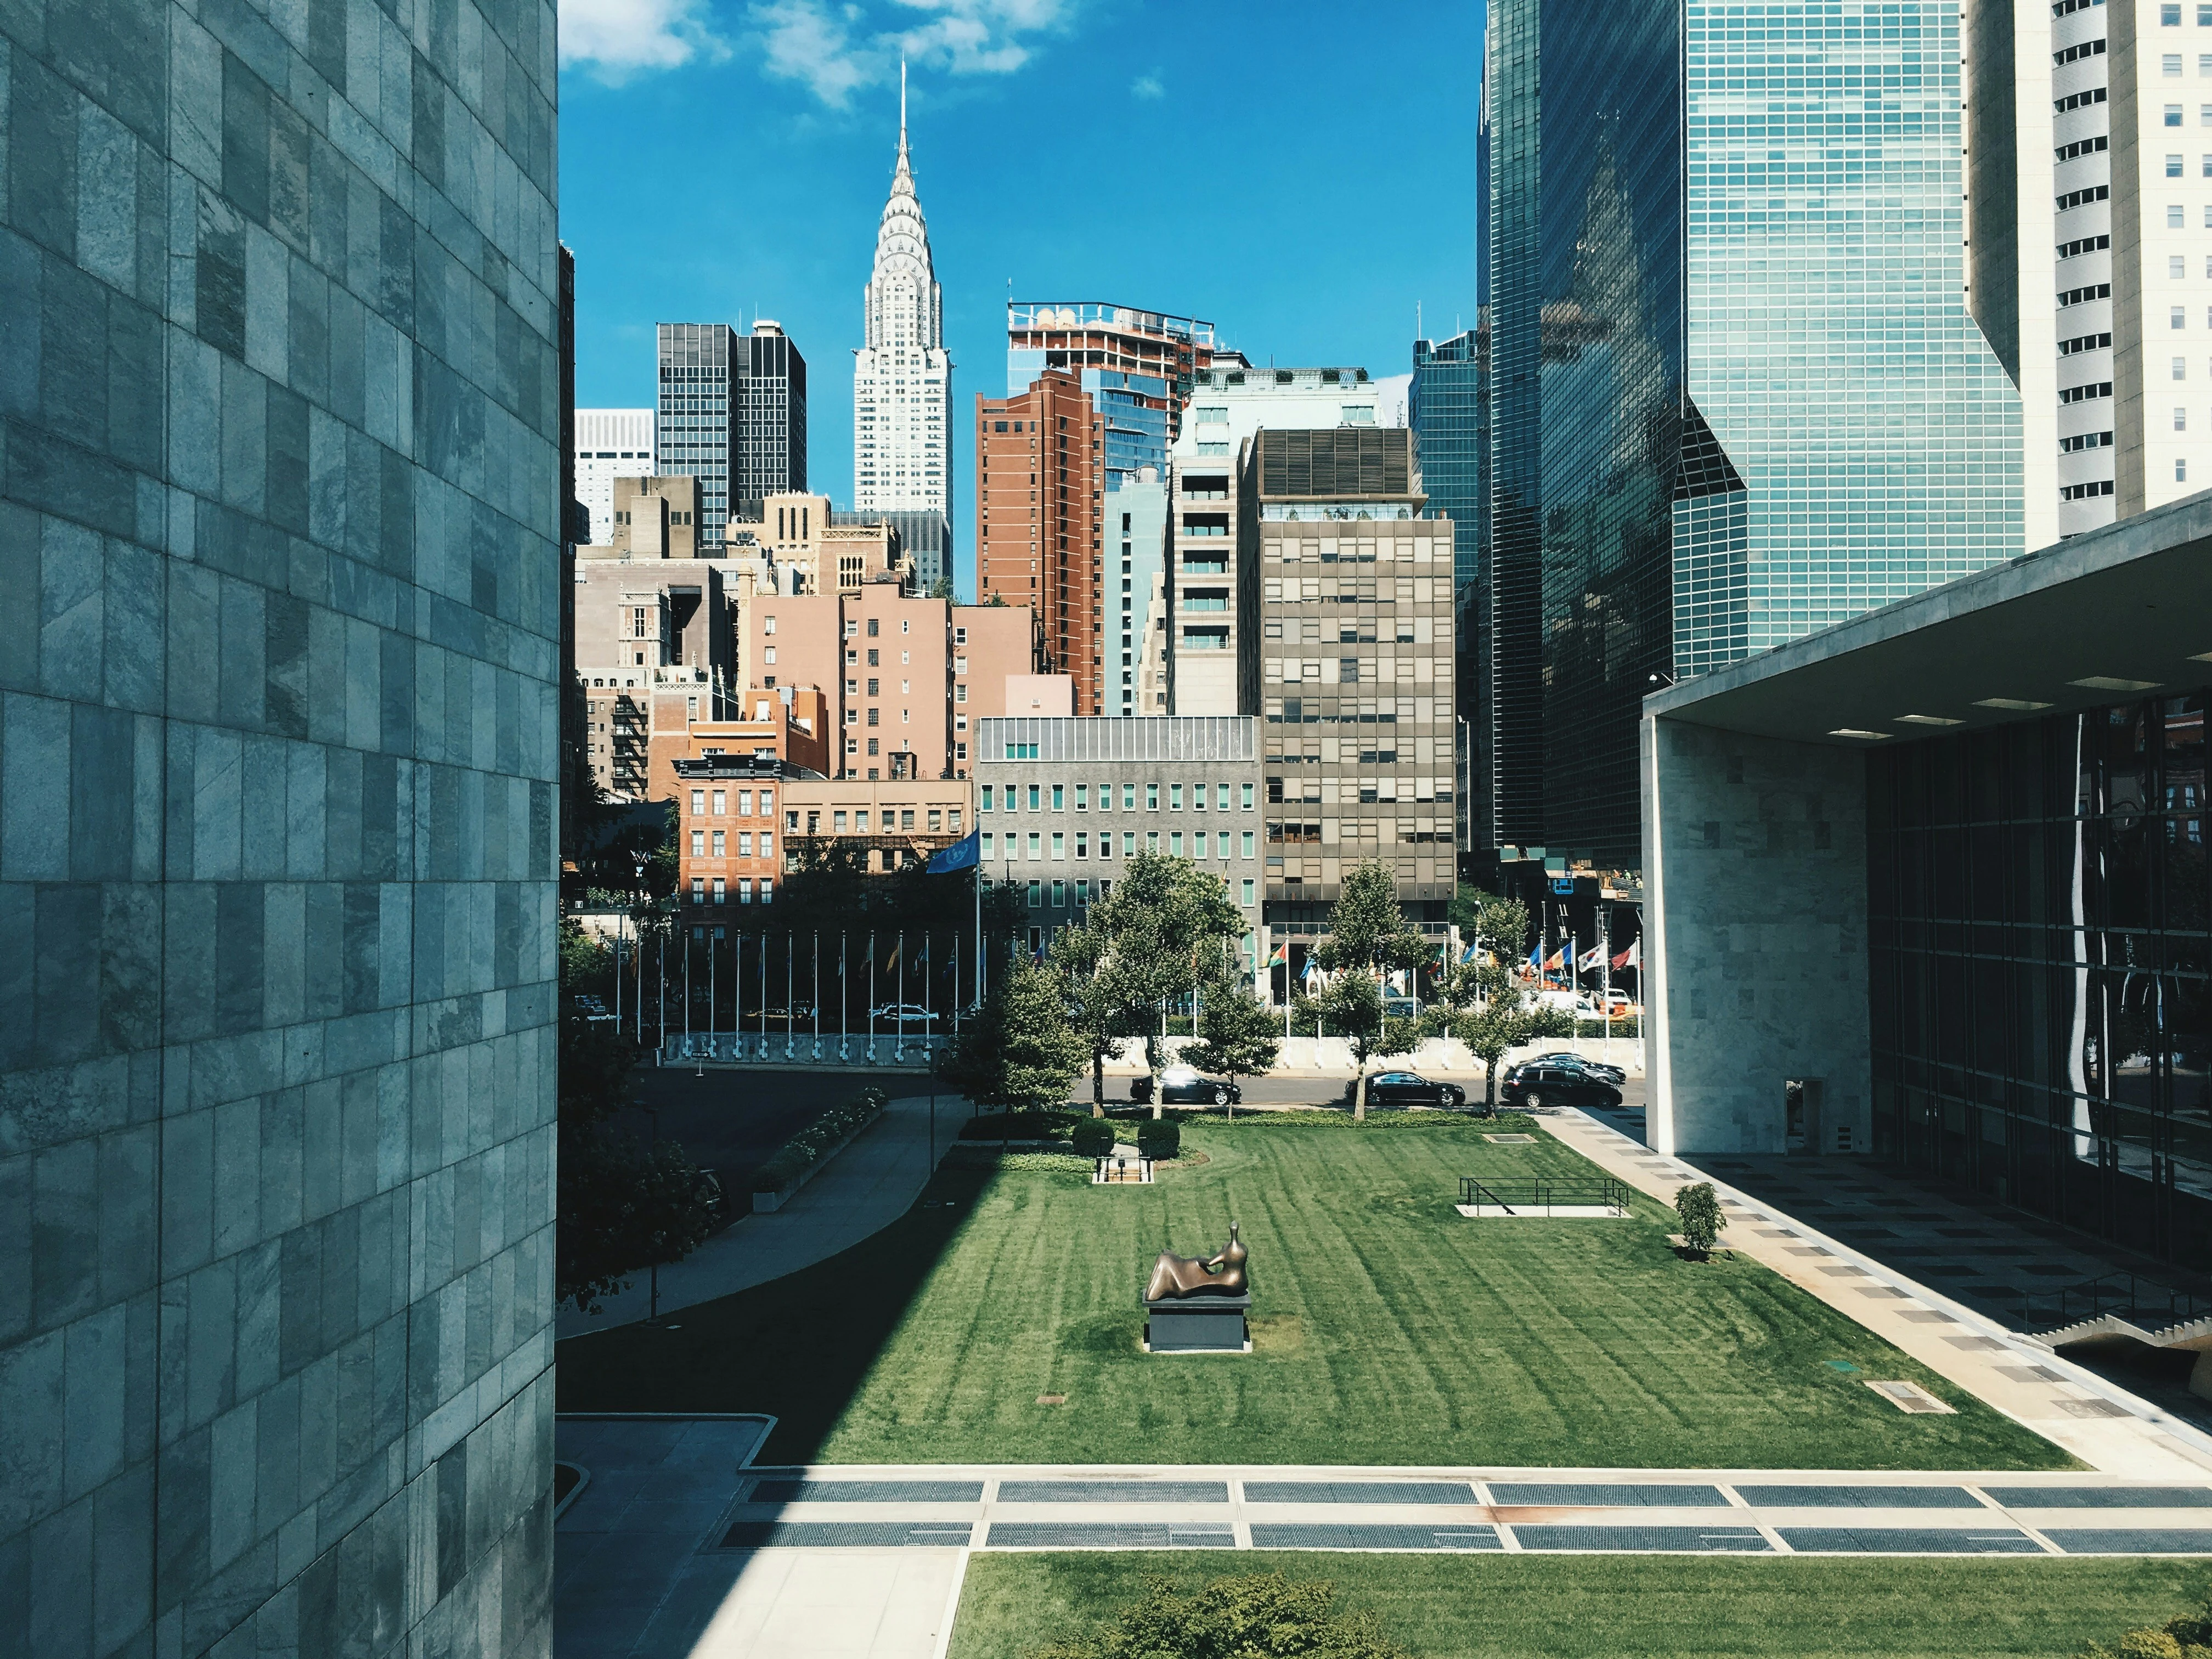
[708, 925, 716, 1059]
[812, 928, 822, 1060]
[839, 931, 849, 1063]
[896, 928, 906, 1062]
[868, 931, 877, 1064]
[786, 929, 795, 1060]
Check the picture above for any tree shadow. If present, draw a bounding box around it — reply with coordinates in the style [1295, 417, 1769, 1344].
[554, 1163, 994, 1464]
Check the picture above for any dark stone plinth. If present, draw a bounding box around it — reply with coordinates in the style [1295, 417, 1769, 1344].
[1144, 1293, 1251, 1353]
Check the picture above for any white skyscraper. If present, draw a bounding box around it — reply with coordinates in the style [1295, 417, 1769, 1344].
[573, 408, 656, 545]
[853, 68, 953, 535]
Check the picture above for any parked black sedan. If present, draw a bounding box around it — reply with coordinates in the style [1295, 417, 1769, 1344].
[1497, 1060, 1623, 1110]
[1131, 1065, 1242, 1106]
[1525, 1051, 1628, 1084]
[1342, 1071, 1468, 1110]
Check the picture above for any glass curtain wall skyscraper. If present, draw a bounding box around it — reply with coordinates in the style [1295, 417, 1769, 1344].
[658, 322, 739, 549]
[1488, 0, 2025, 868]
[1413, 321, 1488, 860]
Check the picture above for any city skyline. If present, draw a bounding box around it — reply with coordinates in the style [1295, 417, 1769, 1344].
[558, 0, 1487, 597]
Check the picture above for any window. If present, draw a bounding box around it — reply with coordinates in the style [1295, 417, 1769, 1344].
[1075, 783, 1088, 811]
[713, 877, 726, 904]
[1028, 832, 1041, 859]
[1028, 785, 1041, 811]
[1170, 832, 1183, 856]
[1075, 833, 1087, 859]
[856, 810, 870, 832]
[736, 831, 751, 856]
[1170, 783, 1183, 811]
[2167, 1, 2183, 20]
[1051, 880, 1065, 907]
[1147, 782, 1159, 810]
[691, 830, 706, 856]
[1241, 782, 1254, 810]
[711, 830, 726, 856]
[1027, 880, 1041, 908]
[867, 708, 879, 726]
[1122, 783, 1136, 810]
[981, 784, 994, 811]
[1052, 784, 1064, 810]
[982, 831, 995, 858]
[1122, 832, 1136, 856]
[1241, 831, 1254, 857]
[1052, 832, 1065, 860]
[2168, 53, 2187, 74]
[2181, 458, 2192, 482]
[760, 879, 774, 905]
[834, 810, 848, 831]
[2172, 154, 2188, 176]
[1146, 831, 1160, 853]
[691, 877, 704, 902]
[2177, 307, 2191, 330]
[867, 618, 879, 637]
[1216, 831, 1230, 859]
[1242, 879, 1255, 906]
[2173, 104, 2190, 125]
[2180, 357, 2192, 379]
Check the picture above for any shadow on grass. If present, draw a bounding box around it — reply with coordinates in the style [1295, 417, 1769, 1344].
[554, 1161, 995, 1464]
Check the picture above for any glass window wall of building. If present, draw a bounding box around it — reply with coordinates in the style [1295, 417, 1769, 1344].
[1867, 697, 2211, 1269]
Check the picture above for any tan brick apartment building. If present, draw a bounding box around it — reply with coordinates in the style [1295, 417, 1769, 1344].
[778, 776, 971, 876]
[977, 370, 1105, 713]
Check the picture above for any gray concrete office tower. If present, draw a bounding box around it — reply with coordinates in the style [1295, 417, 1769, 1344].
[1248, 429, 1457, 936]
[0, 0, 560, 1654]
[658, 323, 740, 550]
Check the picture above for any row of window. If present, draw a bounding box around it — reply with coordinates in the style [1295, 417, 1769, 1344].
[690, 828, 774, 859]
[689, 876, 774, 904]
[988, 829, 1255, 862]
[788, 806, 962, 834]
[979, 781, 1255, 812]
[1001, 876, 1255, 911]
[689, 787, 772, 818]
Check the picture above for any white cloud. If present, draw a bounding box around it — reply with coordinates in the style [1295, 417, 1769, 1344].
[749, 0, 1074, 107]
[1130, 71, 1162, 99]
[562, 0, 730, 81]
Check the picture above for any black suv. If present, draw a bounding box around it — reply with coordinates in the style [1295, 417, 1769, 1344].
[1497, 1061, 1622, 1110]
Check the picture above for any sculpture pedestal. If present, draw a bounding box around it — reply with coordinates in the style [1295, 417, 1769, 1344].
[1144, 1293, 1250, 1354]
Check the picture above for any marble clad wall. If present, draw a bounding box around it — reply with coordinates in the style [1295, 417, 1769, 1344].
[0, 0, 562, 1649]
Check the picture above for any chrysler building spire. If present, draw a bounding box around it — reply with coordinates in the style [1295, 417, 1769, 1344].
[853, 64, 952, 545]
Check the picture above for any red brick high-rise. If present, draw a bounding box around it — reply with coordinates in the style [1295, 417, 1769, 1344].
[977, 370, 1105, 713]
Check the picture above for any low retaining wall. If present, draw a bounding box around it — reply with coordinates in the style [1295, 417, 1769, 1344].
[750, 1107, 886, 1213]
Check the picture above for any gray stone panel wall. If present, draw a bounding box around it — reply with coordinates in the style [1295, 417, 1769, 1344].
[0, 0, 560, 1649]
[1641, 716, 1872, 1156]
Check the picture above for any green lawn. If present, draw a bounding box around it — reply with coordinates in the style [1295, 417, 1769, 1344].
[557, 1117, 2075, 1470]
[949, 1552, 2211, 1659]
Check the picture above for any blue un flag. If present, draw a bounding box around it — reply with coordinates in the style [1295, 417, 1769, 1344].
[927, 831, 980, 874]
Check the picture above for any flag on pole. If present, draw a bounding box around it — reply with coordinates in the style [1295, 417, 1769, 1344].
[1577, 944, 1605, 971]
[1527, 941, 1542, 971]
[1543, 948, 1565, 972]
[1459, 944, 1476, 963]
[927, 832, 980, 874]
[1268, 943, 1288, 966]
[1611, 940, 1640, 970]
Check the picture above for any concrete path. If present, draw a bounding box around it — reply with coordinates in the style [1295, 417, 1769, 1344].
[558, 1091, 965, 1338]
[1538, 1108, 2212, 1479]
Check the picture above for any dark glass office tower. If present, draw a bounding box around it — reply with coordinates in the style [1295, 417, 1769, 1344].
[1488, 0, 2023, 869]
[1413, 321, 1489, 861]
[737, 321, 809, 510]
[658, 322, 739, 548]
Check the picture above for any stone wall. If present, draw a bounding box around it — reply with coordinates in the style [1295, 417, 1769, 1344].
[0, 0, 561, 1649]
[1641, 715, 1872, 1156]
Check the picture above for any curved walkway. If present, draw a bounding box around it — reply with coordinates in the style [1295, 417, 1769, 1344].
[557, 1092, 969, 1339]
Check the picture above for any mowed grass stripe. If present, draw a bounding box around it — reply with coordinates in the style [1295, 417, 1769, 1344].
[558, 1118, 2075, 1470]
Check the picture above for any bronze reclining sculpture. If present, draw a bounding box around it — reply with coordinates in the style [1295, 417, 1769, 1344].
[1145, 1222, 1250, 1300]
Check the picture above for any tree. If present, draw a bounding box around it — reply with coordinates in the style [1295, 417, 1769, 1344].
[1312, 861, 1433, 1118]
[939, 958, 1088, 1113]
[928, 571, 957, 601]
[1675, 1182, 1723, 1257]
[1031, 1572, 1409, 1659]
[1422, 890, 1571, 1114]
[556, 1007, 720, 1314]
[1050, 851, 1246, 1117]
[1181, 957, 1282, 1116]
[1294, 972, 1418, 1118]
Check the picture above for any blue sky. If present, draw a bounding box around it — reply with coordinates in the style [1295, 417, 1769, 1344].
[560, 0, 1485, 596]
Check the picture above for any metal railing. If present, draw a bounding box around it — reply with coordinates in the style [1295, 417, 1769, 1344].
[1458, 1177, 1630, 1216]
[2017, 1272, 2210, 1335]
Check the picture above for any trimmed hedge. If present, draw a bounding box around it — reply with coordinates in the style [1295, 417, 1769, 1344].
[1136, 1118, 1181, 1159]
[1070, 1119, 1115, 1159]
[956, 1109, 1082, 1143]
[752, 1087, 889, 1194]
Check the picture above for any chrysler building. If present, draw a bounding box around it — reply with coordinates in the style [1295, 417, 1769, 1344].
[853, 67, 952, 537]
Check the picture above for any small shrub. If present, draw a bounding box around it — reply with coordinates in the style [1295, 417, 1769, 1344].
[957, 1109, 1080, 1143]
[752, 1089, 888, 1194]
[1675, 1181, 1723, 1255]
[1136, 1118, 1181, 1160]
[1070, 1119, 1114, 1159]
[1029, 1571, 1408, 1659]
[2079, 1591, 2212, 1659]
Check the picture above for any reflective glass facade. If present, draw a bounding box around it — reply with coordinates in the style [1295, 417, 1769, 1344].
[1412, 324, 1491, 853]
[1487, 0, 2025, 868]
[1679, 0, 2022, 674]
[1868, 699, 2212, 1268]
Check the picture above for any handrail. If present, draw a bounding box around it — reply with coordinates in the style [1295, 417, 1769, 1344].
[2017, 1270, 2209, 1333]
[1457, 1176, 1629, 1215]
